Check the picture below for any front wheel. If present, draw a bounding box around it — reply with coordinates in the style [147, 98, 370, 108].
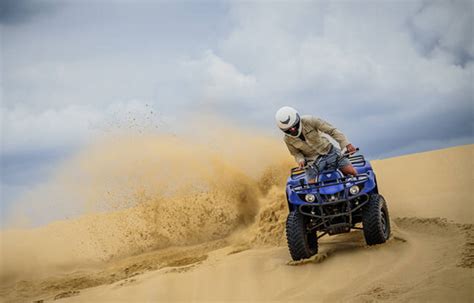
[286, 211, 318, 261]
[362, 194, 391, 245]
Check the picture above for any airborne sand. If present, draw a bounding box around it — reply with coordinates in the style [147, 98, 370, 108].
[1, 138, 472, 302]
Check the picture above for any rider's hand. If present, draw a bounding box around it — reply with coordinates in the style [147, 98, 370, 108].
[298, 160, 305, 169]
[346, 144, 357, 154]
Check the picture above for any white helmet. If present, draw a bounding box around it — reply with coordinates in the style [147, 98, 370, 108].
[275, 106, 302, 137]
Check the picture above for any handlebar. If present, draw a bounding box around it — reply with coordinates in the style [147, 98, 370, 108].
[342, 147, 359, 157]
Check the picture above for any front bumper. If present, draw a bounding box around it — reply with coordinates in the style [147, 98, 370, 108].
[298, 193, 369, 219]
[288, 174, 371, 234]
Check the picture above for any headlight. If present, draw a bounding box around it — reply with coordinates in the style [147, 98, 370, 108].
[305, 194, 316, 202]
[349, 185, 360, 195]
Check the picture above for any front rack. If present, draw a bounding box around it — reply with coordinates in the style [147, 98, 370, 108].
[290, 173, 369, 192]
[290, 154, 367, 177]
[348, 155, 366, 166]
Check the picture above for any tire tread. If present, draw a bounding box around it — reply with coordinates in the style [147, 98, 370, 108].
[286, 211, 317, 261]
[362, 194, 390, 245]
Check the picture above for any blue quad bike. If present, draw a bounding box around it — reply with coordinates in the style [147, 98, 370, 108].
[285, 149, 391, 261]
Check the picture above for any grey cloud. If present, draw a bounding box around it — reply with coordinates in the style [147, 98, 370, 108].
[0, 0, 58, 25]
[406, 0, 474, 67]
[353, 99, 473, 158]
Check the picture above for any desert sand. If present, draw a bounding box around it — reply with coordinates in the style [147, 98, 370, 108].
[1, 139, 472, 303]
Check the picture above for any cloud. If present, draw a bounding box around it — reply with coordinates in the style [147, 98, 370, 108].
[2, 105, 101, 154]
[407, 0, 474, 66]
[0, 0, 58, 25]
[179, 50, 257, 105]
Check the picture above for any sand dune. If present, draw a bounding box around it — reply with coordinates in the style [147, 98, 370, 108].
[59, 218, 473, 303]
[1, 142, 472, 302]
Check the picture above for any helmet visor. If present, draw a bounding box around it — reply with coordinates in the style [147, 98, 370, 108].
[282, 119, 301, 136]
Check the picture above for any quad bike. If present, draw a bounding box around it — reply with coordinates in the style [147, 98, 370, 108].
[285, 148, 391, 261]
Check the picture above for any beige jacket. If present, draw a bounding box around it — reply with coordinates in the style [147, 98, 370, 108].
[284, 115, 350, 163]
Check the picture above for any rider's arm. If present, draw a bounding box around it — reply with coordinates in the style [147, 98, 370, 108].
[284, 139, 305, 165]
[309, 117, 350, 149]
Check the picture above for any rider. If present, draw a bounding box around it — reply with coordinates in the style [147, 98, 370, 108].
[275, 106, 358, 183]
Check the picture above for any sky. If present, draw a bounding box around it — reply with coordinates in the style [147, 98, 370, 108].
[1, 0, 473, 211]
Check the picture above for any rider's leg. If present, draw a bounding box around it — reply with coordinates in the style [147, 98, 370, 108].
[305, 164, 318, 184]
[340, 164, 358, 176]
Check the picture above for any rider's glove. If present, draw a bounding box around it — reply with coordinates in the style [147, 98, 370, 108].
[298, 160, 305, 169]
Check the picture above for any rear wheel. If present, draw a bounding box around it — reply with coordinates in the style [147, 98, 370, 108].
[362, 194, 391, 245]
[286, 211, 318, 261]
